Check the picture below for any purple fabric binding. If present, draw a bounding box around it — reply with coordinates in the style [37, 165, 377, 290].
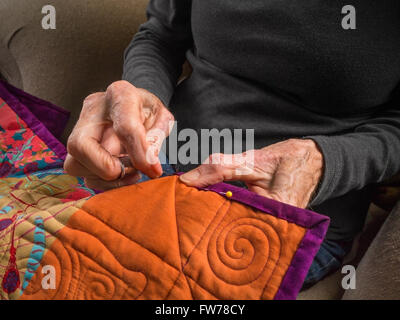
[195, 180, 330, 300]
[0, 80, 69, 160]
[0, 81, 329, 299]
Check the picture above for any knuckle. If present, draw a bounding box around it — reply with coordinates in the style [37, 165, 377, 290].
[291, 145, 308, 158]
[84, 92, 104, 104]
[106, 81, 135, 103]
[286, 139, 306, 154]
[106, 80, 131, 95]
[106, 81, 142, 115]
[82, 92, 105, 111]
[106, 83, 123, 106]
[162, 108, 175, 122]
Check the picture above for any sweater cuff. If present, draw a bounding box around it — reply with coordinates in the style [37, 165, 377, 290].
[304, 135, 344, 207]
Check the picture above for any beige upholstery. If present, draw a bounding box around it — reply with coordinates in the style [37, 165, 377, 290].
[0, 0, 147, 143]
[1, 0, 398, 300]
[342, 202, 400, 299]
[297, 204, 389, 300]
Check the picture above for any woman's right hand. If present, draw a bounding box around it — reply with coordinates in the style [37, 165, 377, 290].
[64, 80, 174, 190]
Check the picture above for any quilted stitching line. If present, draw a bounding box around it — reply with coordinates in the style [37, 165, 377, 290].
[166, 198, 287, 299]
[20, 219, 80, 299]
[0, 174, 83, 241]
[221, 220, 281, 272]
[7, 173, 81, 203]
[268, 238, 302, 299]
[76, 205, 183, 275]
[16, 202, 150, 299]
[273, 224, 327, 299]
[258, 227, 287, 299]
[46, 225, 148, 300]
[181, 200, 231, 298]
[166, 177, 193, 299]
[205, 218, 283, 295]
[165, 196, 229, 299]
[271, 232, 306, 299]
[67, 245, 81, 300]
[0, 202, 79, 248]
[59, 207, 186, 299]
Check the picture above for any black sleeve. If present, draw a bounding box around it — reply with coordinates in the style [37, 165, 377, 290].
[122, 0, 193, 106]
[308, 99, 400, 206]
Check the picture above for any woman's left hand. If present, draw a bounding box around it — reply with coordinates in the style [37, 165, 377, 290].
[179, 139, 324, 209]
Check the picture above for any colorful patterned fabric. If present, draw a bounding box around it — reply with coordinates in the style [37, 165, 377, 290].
[0, 80, 330, 300]
[0, 98, 63, 177]
[0, 81, 94, 300]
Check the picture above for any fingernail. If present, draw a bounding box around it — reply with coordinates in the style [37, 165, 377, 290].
[180, 170, 200, 183]
[152, 163, 163, 177]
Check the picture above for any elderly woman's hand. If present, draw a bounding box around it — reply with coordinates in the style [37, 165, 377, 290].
[64, 80, 174, 190]
[179, 139, 324, 208]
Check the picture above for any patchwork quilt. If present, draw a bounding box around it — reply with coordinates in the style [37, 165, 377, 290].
[0, 80, 329, 300]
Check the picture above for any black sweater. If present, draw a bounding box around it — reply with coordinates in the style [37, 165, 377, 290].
[123, 0, 400, 240]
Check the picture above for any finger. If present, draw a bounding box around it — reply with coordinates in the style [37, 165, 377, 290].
[67, 135, 121, 181]
[101, 125, 125, 156]
[64, 154, 138, 179]
[65, 127, 126, 179]
[84, 171, 142, 191]
[66, 94, 122, 181]
[64, 154, 94, 178]
[179, 153, 293, 206]
[144, 107, 174, 174]
[106, 82, 163, 179]
[179, 153, 258, 187]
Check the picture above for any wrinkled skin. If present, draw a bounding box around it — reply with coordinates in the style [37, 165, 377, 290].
[180, 139, 323, 208]
[64, 80, 174, 190]
[65, 80, 324, 208]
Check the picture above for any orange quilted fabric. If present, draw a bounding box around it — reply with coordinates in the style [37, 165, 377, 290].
[20, 175, 308, 300]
